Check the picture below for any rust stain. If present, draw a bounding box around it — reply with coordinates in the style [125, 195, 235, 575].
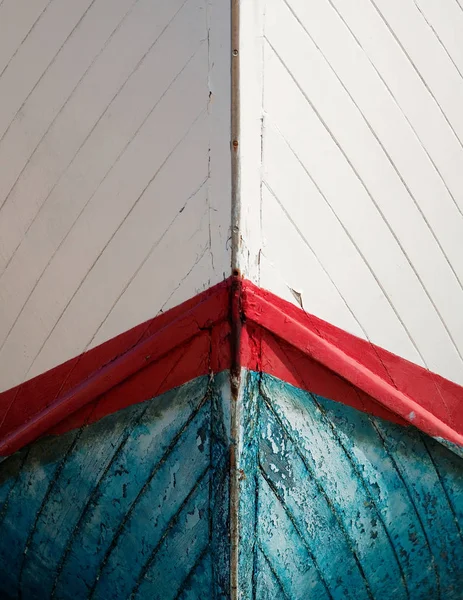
[229, 270, 244, 600]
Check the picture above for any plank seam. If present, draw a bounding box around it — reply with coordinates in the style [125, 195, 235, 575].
[0, 280, 229, 455]
[243, 284, 463, 446]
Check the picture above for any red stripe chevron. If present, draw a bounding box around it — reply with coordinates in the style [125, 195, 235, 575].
[0, 276, 462, 455]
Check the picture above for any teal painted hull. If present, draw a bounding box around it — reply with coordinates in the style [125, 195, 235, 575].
[237, 373, 463, 599]
[0, 371, 462, 598]
[0, 374, 230, 599]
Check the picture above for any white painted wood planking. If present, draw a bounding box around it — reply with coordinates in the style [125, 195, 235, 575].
[413, 0, 463, 78]
[1, 0, 463, 392]
[0, 0, 231, 391]
[249, 0, 463, 384]
[233, 0, 265, 280]
[0, 0, 140, 272]
[0, 0, 51, 76]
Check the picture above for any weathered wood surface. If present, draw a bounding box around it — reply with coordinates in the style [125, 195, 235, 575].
[0, 0, 230, 392]
[1, 370, 461, 598]
[236, 372, 463, 599]
[0, 373, 230, 599]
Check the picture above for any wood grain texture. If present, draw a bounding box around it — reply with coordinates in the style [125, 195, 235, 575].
[0, 372, 231, 599]
[0, 279, 230, 456]
[245, 0, 463, 385]
[2, 276, 463, 459]
[0, 366, 461, 598]
[236, 371, 463, 599]
[241, 281, 463, 447]
[0, 0, 231, 392]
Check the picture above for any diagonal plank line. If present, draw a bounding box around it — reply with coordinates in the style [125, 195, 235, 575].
[0, 0, 98, 150]
[368, 0, 463, 149]
[306, 388, 411, 597]
[128, 466, 210, 599]
[0, 0, 141, 215]
[173, 546, 209, 600]
[413, 1, 463, 82]
[149, 242, 209, 314]
[257, 543, 290, 600]
[258, 387, 374, 599]
[85, 390, 212, 597]
[0, 0, 54, 83]
[85, 177, 208, 353]
[0, 448, 30, 528]
[420, 434, 463, 540]
[265, 38, 463, 366]
[17, 425, 87, 596]
[368, 417, 441, 593]
[50, 378, 210, 596]
[258, 462, 334, 600]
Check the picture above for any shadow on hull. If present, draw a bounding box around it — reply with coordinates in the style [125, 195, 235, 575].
[0, 371, 462, 598]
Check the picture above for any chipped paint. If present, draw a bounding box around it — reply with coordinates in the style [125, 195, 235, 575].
[0, 370, 462, 597]
[1, 1, 463, 598]
[235, 372, 463, 599]
[0, 374, 230, 599]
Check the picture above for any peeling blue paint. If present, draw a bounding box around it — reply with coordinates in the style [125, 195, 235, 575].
[0, 373, 230, 599]
[0, 371, 462, 598]
[236, 374, 463, 599]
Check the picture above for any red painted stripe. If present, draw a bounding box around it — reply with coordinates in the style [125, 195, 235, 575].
[242, 281, 463, 446]
[48, 332, 214, 436]
[245, 322, 407, 426]
[0, 276, 462, 455]
[0, 281, 230, 455]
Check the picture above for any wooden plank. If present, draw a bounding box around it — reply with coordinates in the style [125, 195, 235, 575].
[0, 373, 230, 598]
[235, 371, 463, 598]
[0, 0, 231, 392]
[237, 0, 463, 386]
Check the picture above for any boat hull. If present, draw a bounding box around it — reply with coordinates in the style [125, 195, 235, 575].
[1, 371, 462, 599]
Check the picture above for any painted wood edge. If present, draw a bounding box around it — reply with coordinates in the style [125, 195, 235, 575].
[0, 280, 231, 456]
[243, 322, 409, 427]
[1, 275, 463, 456]
[242, 281, 463, 447]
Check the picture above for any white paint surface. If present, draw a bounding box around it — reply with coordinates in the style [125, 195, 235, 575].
[0, 0, 231, 391]
[237, 0, 463, 385]
[2, 0, 463, 391]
